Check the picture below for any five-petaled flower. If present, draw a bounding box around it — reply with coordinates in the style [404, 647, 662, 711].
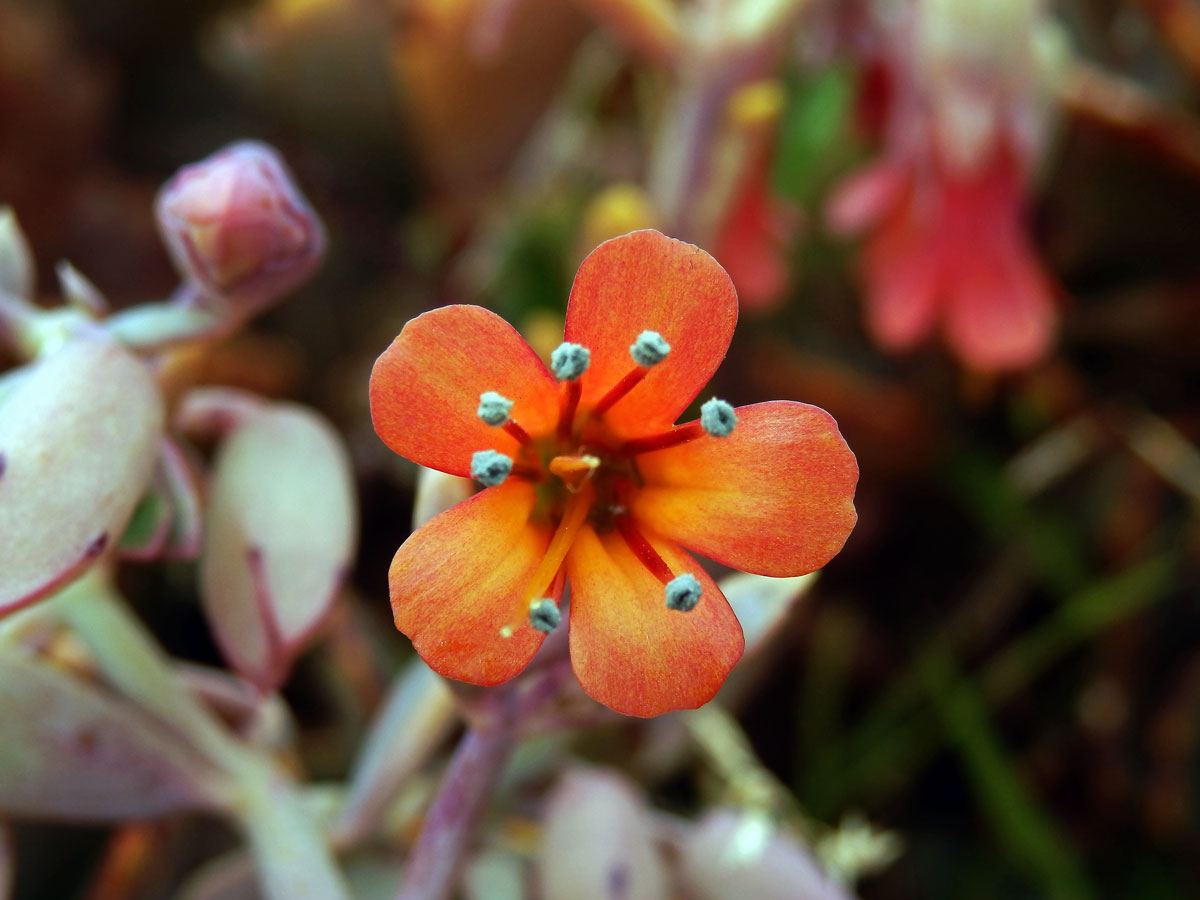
[369, 230, 858, 717]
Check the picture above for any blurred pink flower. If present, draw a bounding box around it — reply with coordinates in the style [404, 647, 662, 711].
[830, 0, 1060, 372]
[156, 141, 325, 316]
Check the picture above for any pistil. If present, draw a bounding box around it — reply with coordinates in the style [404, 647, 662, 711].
[520, 483, 595, 607]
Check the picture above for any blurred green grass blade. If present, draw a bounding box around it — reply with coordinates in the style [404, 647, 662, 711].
[981, 554, 1173, 699]
[802, 554, 1172, 814]
[918, 647, 1095, 900]
[947, 452, 1088, 595]
[772, 66, 856, 206]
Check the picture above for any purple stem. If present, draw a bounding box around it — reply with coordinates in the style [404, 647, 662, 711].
[393, 720, 515, 900]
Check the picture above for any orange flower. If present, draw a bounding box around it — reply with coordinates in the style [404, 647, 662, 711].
[369, 230, 858, 717]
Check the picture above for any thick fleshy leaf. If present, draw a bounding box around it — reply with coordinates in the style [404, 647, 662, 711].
[389, 479, 554, 685]
[678, 809, 853, 900]
[0, 654, 221, 821]
[202, 402, 357, 690]
[563, 230, 737, 438]
[631, 401, 858, 578]
[0, 334, 163, 616]
[537, 768, 669, 900]
[721, 571, 817, 660]
[566, 525, 743, 717]
[463, 850, 526, 900]
[412, 465, 475, 529]
[370, 305, 560, 477]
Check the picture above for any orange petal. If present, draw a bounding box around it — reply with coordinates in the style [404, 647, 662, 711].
[389, 479, 555, 685]
[370, 305, 560, 477]
[563, 230, 737, 438]
[566, 525, 743, 717]
[631, 401, 858, 577]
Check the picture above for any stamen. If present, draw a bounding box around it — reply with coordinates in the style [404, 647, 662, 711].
[552, 342, 589, 440]
[551, 342, 590, 381]
[700, 398, 737, 437]
[521, 484, 595, 606]
[619, 422, 705, 456]
[529, 598, 562, 633]
[630, 330, 671, 367]
[591, 367, 649, 418]
[665, 573, 702, 611]
[557, 379, 582, 442]
[503, 420, 532, 445]
[478, 390, 532, 445]
[614, 515, 673, 584]
[477, 391, 513, 426]
[470, 449, 513, 487]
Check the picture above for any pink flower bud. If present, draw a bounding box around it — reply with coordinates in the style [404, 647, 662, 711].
[155, 141, 325, 315]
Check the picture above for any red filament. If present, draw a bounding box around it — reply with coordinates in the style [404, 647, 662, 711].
[615, 515, 674, 584]
[619, 421, 704, 456]
[591, 366, 648, 418]
[557, 380, 582, 441]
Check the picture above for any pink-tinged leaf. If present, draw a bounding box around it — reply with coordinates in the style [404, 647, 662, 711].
[117, 475, 174, 561]
[678, 810, 854, 900]
[538, 768, 669, 900]
[201, 402, 358, 690]
[160, 437, 205, 559]
[0, 654, 222, 821]
[0, 334, 164, 617]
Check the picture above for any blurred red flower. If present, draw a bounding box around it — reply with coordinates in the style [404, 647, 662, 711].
[829, 0, 1059, 371]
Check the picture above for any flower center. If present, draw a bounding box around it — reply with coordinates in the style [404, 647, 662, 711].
[470, 332, 740, 627]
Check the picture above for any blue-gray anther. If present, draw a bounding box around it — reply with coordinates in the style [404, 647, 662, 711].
[551, 342, 590, 381]
[700, 397, 737, 437]
[529, 598, 561, 633]
[470, 449, 513, 487]
[477, 391, 513, 426]
[665, 573, 702, 612]
[630, 330, 670, 367]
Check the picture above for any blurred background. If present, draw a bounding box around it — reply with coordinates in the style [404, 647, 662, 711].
[2, 0, 1200, 897]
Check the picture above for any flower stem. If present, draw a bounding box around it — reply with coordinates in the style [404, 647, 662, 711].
[393, 722, 516, 900]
